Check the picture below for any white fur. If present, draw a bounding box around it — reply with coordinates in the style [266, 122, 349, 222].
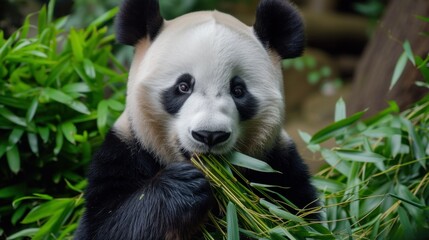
[124, 11, 285, 165]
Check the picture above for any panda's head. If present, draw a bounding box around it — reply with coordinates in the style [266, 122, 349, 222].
[115, 0, 304, 164]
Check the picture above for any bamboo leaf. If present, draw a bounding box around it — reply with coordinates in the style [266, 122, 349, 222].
[45, 58, 70, 86]
[54, 16, 68, 29]
[65, 179, 84, 193]
[308, 223, 334, 237]
[269, 207, 305, 223]
[44, 88, 73, 104]
[69, 29, 84, 61]
[336, 150, 385, 164]
[0, 96, 30, 109]
[321, 149, 351, 176]
[26, 98, 39, 122]
[32, 201, 74, 240]
[38, 126, 50, 144]
[401, 118, 426, 168]
[269, 232, 289, 240]
[416, 15, 429, 22]
[390, 52, 407, 90]
[68, 100, 90, 115]
[270, 227, 296, 240]
[403, 40, 415, 66]
[21, 199, 73, 224]
[226, 202, 239, 240]
[390, 116, 402, 157]
[8, 128, 24, 150]
[61, 122, 77, 144]
[11, 204, 27, 225]
[83, 59, 96, 79]
[88, 7, 119, 29]
[363, 127, 401, 138]
[228, 152, 279, 173]
[298, 130, 320, 152]
[7, 145, 20, 174]
[391, 184, 425, 209]
[336, 150, 385, 171]
[54, 130, 63, 155]
[0, 184, 25, 199]
[13, 194, 54, 208]
[0, 105, 27, 127]
[20, 15, 31, 39]
[33, 193, 54, 200]
[45, 88, 90, 114]
[397, 206, 413, 237]
[369, 214, 382, 240]
[0, 31, 20, 58]
[57, 222, 79, 240]
[38, 6, 47, 35]
[26, 50, 48, 58]
[348, 162, 360, 219]
[7, 228, 39, 240]
[62, 82, 91, 93]
[107, 99, 125, 111]
[335, 98, 346, 122]
[27, 133, 39, 155]
[97, 100, 109, 135]
[47, 0, 55, 24]
[312, 177, 346, 193]
[310, 111, 365, 144]
[260, 199, 304, 223]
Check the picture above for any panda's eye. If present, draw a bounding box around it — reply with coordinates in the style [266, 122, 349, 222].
[232, 85, 245, 98]
[178, 82, 191, 94]
[175, 74, 194, 94]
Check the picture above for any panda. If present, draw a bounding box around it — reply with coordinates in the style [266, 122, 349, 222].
[75, 0, 319, 239]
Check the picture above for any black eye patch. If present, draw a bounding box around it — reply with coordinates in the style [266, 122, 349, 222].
[162, 74, 195, 115]
[230, 76, 259, 121]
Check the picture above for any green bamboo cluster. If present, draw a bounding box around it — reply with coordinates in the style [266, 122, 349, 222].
[192, 153, 328, 240]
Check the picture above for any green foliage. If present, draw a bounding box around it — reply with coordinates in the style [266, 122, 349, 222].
[193, 154, 329, 240]
[0, 1, 126, 238]
[303, 95, 429, 239]
[300, 30, 429, 238]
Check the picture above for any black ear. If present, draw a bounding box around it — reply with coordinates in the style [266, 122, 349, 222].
[116, 0, 164, 46]
[254, 0, 305, 59]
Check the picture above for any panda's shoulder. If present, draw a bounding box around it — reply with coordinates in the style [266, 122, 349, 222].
[267, 132, 310, 176]
[92, 129, 135, 163]
[88, 128, 161, 180]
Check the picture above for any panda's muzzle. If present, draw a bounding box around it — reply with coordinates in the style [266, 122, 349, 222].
[191, 130, 231, 148]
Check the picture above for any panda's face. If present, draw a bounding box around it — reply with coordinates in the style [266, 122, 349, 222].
[126, 11, 285, 163]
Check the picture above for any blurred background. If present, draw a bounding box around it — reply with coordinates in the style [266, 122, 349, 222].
[1, 0, 428, 171]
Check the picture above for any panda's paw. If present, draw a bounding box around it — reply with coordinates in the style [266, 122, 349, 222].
[158, 162, 213, 218]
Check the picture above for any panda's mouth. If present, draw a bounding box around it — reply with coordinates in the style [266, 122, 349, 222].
[179, 147, 233, 163]
[178, 140, 233, 160]
[181, 145, 233, 158]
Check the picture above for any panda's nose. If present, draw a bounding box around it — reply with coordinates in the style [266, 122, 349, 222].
[192, 131, 231, 147]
